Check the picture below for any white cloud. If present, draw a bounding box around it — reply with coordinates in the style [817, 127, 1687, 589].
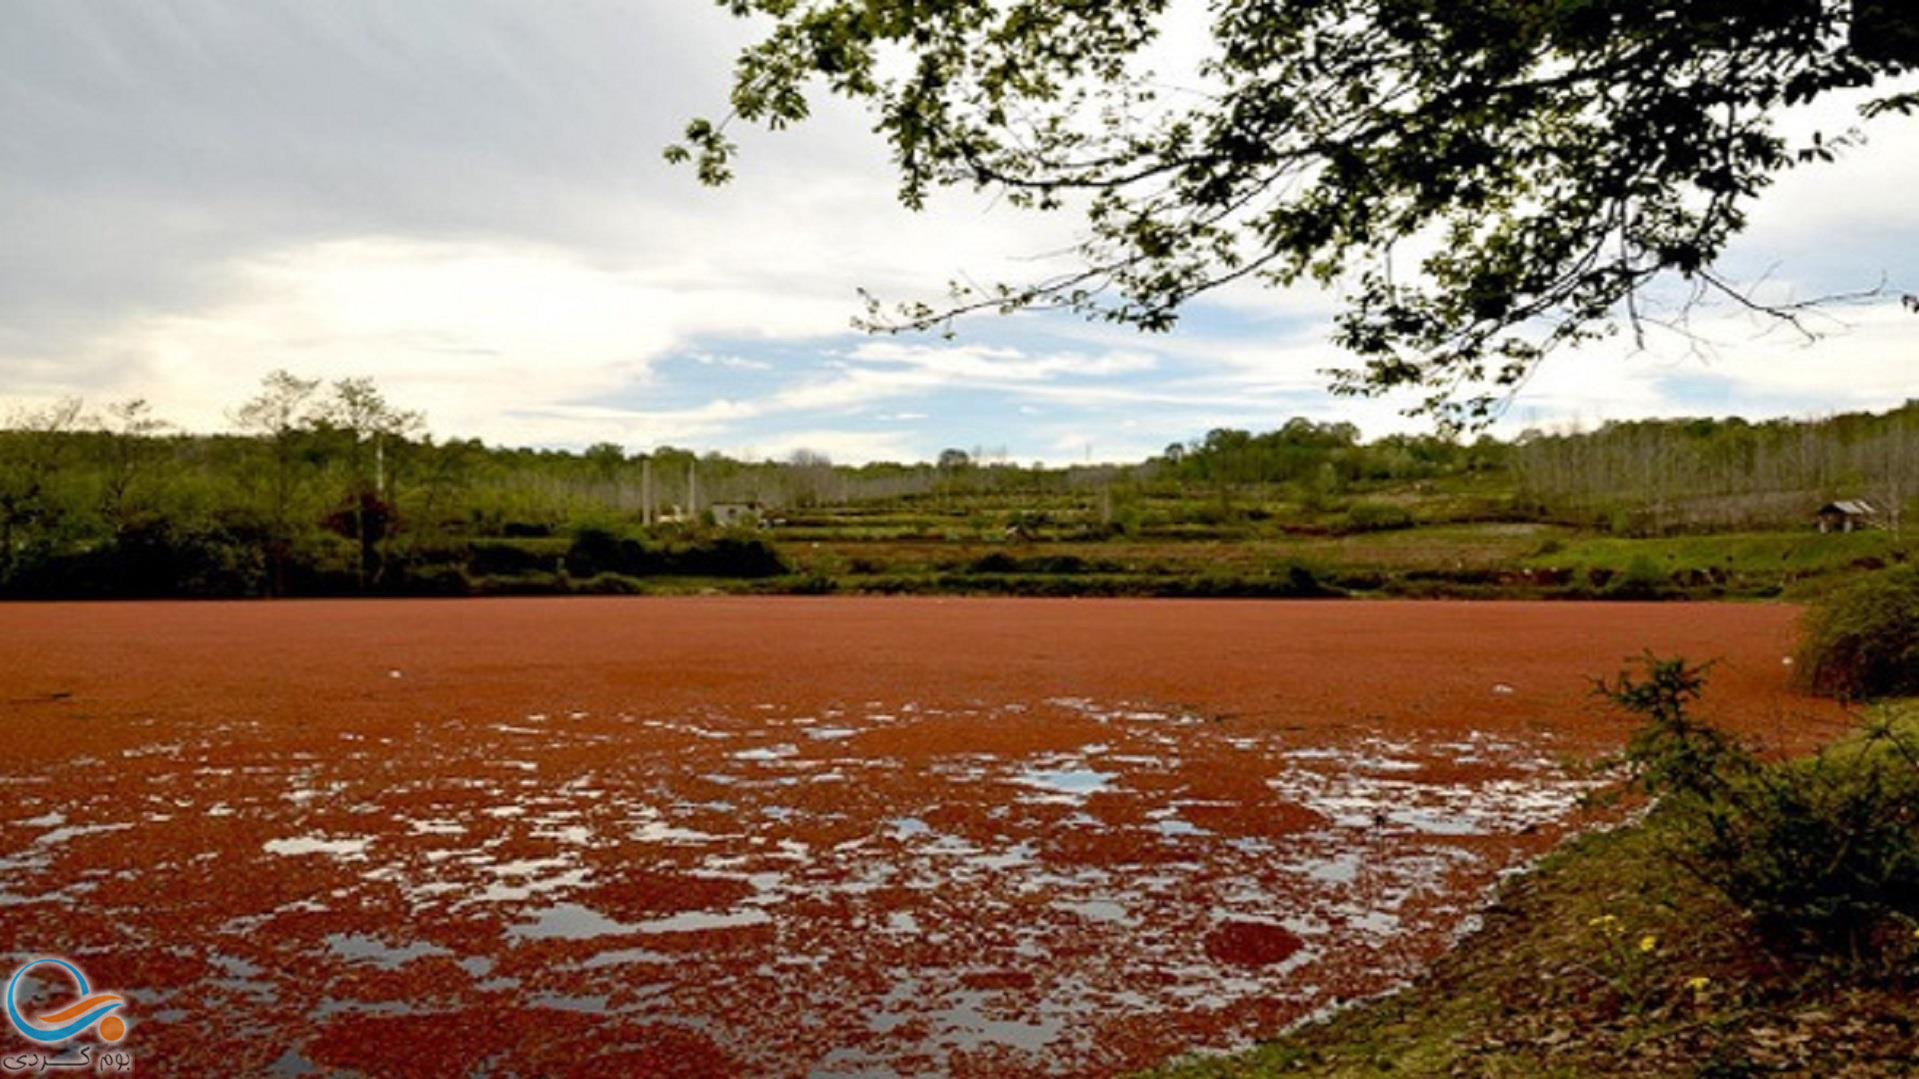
[848, 340, 1158, 380]
[44, 236, 859, 442]
[693, 353, 773, 372]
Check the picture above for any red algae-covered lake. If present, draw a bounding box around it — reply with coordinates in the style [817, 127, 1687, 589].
[0, 598, 1836, 1076]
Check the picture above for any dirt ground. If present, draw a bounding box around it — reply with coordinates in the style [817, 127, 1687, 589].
[0, 598, 1840, 1076]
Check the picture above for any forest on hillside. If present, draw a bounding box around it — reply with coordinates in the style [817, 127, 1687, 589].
[0, 370, 1912, 598]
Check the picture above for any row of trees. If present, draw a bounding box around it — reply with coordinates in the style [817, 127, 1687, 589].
[0, 375, 434, 595]
[1512, 403, 1919, 534]
[0, 373, 1160, 594]
[1, 378, 1914, 595]
[1154, 421, 1509, 487]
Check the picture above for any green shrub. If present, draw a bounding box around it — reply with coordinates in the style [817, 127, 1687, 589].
[282, 531, 361, 594]
[968, 551, 1020, 574]
[1330, 569, 1387, 592]
[1606, 554, 1671, 599]
[964, 552, 1113, 575]
[1003, 509, 1051, 536]
[1602, 657, 1750, 801]
[1163, 563, 1335, 598]
[563, 525, 654, 577]
[470, 538, 567, 577]
[671, 535, 787, 578]
[1709, 730, 1919, 960]
[1604, 656, 1919, 964]
[8, 518, 269, 597]
[1342, 500, 1414, 532]
[1273, 562, 1335, 597]
[560, 528, 786, 579]
[1795, 565, 1919, 700]
[387, 562, 470, 596]
[786, 573, 838, 595]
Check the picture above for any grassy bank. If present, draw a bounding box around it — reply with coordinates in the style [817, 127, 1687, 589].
[41, 517, 1894, 601]
[435, 525, 1913, 600]
[780, 523, 1908, 601]
[7, 394, 1912, 601]
[1153, 705, 1919, 1078]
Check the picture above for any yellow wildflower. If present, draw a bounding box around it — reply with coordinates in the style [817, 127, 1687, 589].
[1685, 975, 1710, 991]
[1639, 934, 1656, 953]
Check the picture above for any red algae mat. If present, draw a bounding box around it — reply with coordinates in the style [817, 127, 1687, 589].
[0, 598, 1840, 1076]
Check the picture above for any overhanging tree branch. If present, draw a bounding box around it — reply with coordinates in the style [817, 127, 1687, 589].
[676, 0, 1916, 421]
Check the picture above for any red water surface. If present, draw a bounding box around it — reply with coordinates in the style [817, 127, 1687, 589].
[0, 598, 1839, 1076]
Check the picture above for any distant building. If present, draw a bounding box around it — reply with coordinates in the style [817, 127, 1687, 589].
[1816, 500, 1879, 534]
[711, 501, 764, 529]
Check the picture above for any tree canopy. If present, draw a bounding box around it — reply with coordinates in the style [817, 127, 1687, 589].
[674, 0, 1917, 425]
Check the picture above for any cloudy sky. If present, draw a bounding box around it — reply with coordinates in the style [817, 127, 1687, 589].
[2, 2, 1914, 464]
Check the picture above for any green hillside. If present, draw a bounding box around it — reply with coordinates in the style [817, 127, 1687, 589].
[1, 380, 1911, 599]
